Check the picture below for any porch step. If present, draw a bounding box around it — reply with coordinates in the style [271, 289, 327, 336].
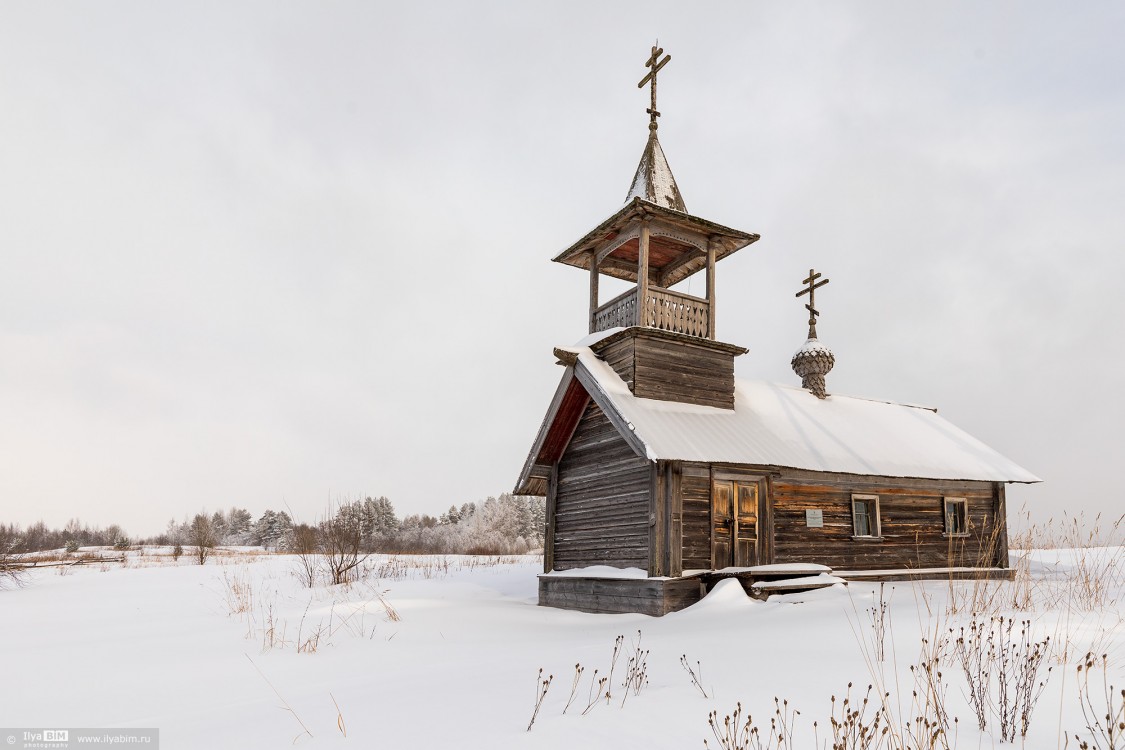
[750, 572, 846, 593]
[702, 563, 843, 599]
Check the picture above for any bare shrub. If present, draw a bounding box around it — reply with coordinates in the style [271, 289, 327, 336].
[953, 616, 1052, 741]
[706, 698, 799, 750]
[320, 504, 368, 585]
[1071, 652, 1125, 750]
[855, 616, 953, 750]
[706, 702, 756, 750]
[0, 538, 26, 589]
[619, 630, 649, 706]
[290, 523, 320, 588]
[902, 638, 952, 750]
[189, 513, 217, 565]
[0, 522, 30, 588]
[828, 682, 887, 749]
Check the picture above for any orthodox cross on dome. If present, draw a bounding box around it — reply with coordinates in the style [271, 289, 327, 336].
[638, 43, 671, 132]
[795, 268, 830, 338]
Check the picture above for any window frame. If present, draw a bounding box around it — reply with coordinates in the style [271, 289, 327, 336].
[943, 497, 970, 537]
[851, 494, 882, 539]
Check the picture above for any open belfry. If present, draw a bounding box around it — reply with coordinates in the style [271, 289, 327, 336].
[515, 47, 1039, 615]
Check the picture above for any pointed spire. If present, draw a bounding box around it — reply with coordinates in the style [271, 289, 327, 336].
[625, 132, 688, 212]
[626, 43, 687, 212]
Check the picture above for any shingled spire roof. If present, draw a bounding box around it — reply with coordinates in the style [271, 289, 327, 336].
[624, 132, 687, 212]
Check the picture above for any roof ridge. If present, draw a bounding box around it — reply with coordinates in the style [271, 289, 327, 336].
[746, 379, 938, 413]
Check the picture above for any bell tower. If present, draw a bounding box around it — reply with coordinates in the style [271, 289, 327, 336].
[551, 45, 759, 410]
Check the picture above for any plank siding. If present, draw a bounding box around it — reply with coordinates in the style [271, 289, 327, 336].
[552, 401, 652, 571]
[770, 472, 1005, 570]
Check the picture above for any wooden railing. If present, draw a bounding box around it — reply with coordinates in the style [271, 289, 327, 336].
[592, 286, 710, 338]
[645, 287, 711, 338]
[592, 288, 639, 332]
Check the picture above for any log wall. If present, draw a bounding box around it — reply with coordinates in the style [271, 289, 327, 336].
[592, 329, 738, 409]
[538, 576, 703, 616]
[551, 401, 652, 570]
[770, 471, 1006, 570]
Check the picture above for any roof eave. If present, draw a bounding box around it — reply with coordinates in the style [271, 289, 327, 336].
[552, 198, 759, 273]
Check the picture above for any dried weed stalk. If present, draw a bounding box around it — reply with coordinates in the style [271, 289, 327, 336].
[526, 668, 552, 731]
[952, 616, 1051, 741]
[1071, 652, 1125, 750]
[681, 654, 710, 699]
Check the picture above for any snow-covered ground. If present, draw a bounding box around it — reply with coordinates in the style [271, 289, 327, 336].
[4, 549, 1125, 749]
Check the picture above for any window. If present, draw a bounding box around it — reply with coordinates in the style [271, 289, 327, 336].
[851, 494, 881, 538]
[944, 497, 969, 536]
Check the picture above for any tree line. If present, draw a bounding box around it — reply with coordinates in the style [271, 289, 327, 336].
[0, 493, 545, 557]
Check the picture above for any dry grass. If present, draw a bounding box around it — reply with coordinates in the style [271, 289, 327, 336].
[1008, 512, 1125, 612]
[930, 511, 1125, 619]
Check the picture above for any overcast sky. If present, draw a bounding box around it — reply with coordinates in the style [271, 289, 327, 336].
[1, 2, 1122, 535]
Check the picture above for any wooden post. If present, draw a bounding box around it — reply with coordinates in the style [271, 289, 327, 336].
[650, 462, 664, 577]
[760, 476, 774, 565]
[994, 483, 1009, 569]
[669, 461, 683, 576]
[706, 236, 717, 340]
[588, 251, 600, 334]
[638, 219, 651, 327]
[544, 464, 558, 574]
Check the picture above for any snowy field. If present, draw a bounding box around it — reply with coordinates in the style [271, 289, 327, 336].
[5, 548, 1125, 749]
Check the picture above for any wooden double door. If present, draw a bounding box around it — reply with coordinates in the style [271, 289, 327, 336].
[712, 478, 764, 569]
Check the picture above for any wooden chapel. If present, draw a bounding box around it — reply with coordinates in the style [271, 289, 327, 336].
[514, 47, 1038, 615]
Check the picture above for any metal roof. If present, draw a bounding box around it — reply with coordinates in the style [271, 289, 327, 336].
[567, 347, 1040, 484]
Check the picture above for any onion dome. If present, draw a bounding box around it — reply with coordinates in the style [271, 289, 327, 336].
[792, 268, 833, 398]
[791, 337, 835, 399]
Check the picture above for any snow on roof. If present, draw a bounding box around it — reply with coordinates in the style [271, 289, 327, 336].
[566, 346, 1040, 484]
[793, 337, 833, 358]
[625, 133, 687, 212]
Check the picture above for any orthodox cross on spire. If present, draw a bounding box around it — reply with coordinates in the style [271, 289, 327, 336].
[795, 268, 830, 338]
[638, 43, 671, 132]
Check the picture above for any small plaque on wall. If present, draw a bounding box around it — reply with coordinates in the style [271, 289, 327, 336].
[805, 509, 823, 528]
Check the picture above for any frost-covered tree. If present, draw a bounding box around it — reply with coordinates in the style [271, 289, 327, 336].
[210, 511, 228, 544]
[360, 496, 398, 546]
[251, 510, 294, 550]
[225, 508, 253, 543]
[440, 504, 461, 526]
